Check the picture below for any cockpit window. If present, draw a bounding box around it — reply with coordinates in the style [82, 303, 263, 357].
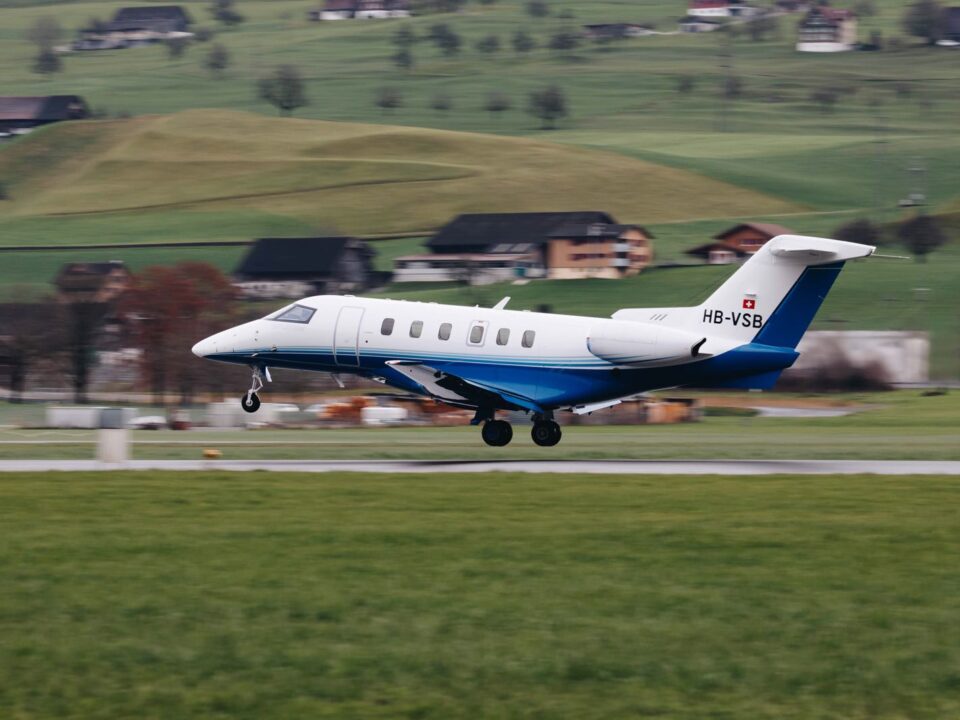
[271, 304, 316, 324]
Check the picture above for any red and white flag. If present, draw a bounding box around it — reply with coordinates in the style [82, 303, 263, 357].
[742, 298, 756, 310]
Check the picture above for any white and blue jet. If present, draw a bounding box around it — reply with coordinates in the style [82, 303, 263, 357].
[193, 235, 874, 447]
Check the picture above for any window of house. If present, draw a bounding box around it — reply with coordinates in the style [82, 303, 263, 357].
[497, 328, 510, 346]
[271, 304, 316, 324]
[469, 323, 485, 345]
[438, 322, 452, 341]
[381, 318, 395, 335]
[410, 320, 423, 338]
[522, 330, 536, 348]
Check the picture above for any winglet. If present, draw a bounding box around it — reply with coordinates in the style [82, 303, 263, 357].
[493, 297, 511, 310]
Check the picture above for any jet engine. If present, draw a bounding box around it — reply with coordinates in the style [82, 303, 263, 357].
[587, 321, 707, 366]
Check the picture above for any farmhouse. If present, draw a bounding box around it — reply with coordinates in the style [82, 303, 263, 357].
[0, 95, 90, 133]
[54, 261, 131, 304]
[107, 5, 192, 33]
[394, 212, 653, 283]
[687, 0, 732, 17]
[796, 6, 857, 52]
[310, 0, 410, 21]
[686, 222, 793, 264]
[233, 237, 377, 299]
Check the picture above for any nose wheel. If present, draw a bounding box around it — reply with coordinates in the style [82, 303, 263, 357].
[481, 419, 513, 447]
[241, 366, 266, 413]
[531, 419, 562, 447]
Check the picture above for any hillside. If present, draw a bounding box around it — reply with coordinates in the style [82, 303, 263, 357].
[0, 110, 800, 237]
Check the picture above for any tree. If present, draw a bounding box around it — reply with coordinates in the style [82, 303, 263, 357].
[746, 14, 779, 41]
[484, 91, 511, 118]
[25, 17, 63, 50]
[476, 34, 500, 54]
[0, 303, 61, 404]
[203, 43, 230, 76]
[430, 91, 452, 112]
[512, 29, 536, 53]
[527, 85, 567, 129]
[833, 218, 882, 246]
[427, 24, 461, 56]
[32, 48, 62, 75]
[258, 65, 308, 115]
[392, 48, 415, 70]
[123, 263, 237, 404]
[548, 29, 580, 58]
[165, 36, 189, 59]
[722, 75, 743, 100]
[527, 0, 549, 18]
[375, 87, 403, 113]
[902, 0, 945, 45]
[676, 75, 696, 94]
[897, 214, 948, 261]
[64, 301, 108, 404]
[209, 0, 245, 26]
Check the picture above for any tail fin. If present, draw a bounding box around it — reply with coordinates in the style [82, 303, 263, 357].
[696, 235, 874, 349]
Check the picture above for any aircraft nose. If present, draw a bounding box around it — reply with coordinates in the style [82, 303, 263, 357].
[192, 336, 216, 358]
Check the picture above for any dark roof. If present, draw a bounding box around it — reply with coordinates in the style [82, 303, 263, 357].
[427, 212, 617, 253]
[0, 96, 89, 122]
[714, 222, 793, 240]
[107, 5, 191, 31]
[235, 237, 368, 277]
[946, 7, 960, 37]
[548, 222, 653, 239]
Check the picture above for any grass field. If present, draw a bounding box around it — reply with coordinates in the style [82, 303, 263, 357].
[2, 390, 958, 460]
[2, 470, 959, 718]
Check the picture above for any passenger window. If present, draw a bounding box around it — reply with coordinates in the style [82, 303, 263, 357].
[438, 322, 452, 341]
[497, 328, 510, 346]
[381, 318, 395, 335]
[469, 324, 485, 345]
[410, 320, 423, 338]
[522, 330, 536, 348]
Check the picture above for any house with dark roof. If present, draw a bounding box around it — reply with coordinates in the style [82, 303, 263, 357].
[796, 6, 857, 52]
[395, 211, 653, 283]
[233, 237, 377, 299]
[0, 96, 90, 133]
[944, 7, 960, 43]
[686, 222, 794, 264]
[54, 261, 131, 303]
[107, 6, 192, 33]
[310, 0, 410, 20]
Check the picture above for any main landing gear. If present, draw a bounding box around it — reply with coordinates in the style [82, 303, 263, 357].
[476, 409, 563, 447]
[241, 366, 265, 413]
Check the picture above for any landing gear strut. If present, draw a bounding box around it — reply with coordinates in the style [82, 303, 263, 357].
[531, 418, 562, 447]
[241, 366, 265, 413]
[481, 419, 513, 447]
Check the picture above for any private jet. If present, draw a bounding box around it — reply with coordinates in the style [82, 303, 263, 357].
[192, 235, 874, 447]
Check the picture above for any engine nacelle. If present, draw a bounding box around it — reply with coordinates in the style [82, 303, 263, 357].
[587, 321, 706, 366]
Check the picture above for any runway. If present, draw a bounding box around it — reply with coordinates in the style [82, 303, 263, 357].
[3, 459, 960, 474]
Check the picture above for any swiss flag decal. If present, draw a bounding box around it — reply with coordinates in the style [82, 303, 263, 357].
[742, 298, 756, 310]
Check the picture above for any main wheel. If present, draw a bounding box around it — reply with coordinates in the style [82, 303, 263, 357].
[241, 392, 261, 413]
[481, 419, 513, 447]
[531, 420, 562, 447]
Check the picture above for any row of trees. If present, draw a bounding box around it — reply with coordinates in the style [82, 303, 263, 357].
[833, 215, 949, 262]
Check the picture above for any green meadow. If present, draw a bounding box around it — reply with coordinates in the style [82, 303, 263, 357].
[2, 470, 959, 718]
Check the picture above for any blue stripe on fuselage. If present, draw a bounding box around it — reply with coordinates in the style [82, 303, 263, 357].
[204, 341, 797, 409]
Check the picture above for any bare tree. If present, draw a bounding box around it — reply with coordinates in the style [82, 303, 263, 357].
[258, 65, 308, 115]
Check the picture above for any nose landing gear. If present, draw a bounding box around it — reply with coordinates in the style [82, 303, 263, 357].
[241, 366, 267, 413]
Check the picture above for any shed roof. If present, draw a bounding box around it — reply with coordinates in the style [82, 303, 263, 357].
[235, 237, 366, 277]
[0, 95, 89, 122]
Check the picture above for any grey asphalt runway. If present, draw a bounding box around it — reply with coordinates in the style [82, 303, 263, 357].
[2, 460, 960, 474]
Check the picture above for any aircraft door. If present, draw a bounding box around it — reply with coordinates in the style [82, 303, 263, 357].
[334, 306, 364, 366]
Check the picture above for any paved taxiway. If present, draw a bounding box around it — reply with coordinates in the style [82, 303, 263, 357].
[2, 459, 960, 474]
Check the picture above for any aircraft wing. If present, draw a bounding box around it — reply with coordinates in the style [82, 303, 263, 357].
[385, 360, 545, 414]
